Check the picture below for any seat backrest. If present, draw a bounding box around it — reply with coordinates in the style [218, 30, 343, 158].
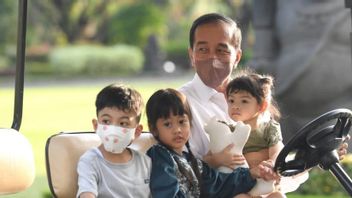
[0, 128, 35, 195]
[45, 131, 157, 198]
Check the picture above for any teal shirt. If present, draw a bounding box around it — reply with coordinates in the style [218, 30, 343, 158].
[147, 144, 256, 198]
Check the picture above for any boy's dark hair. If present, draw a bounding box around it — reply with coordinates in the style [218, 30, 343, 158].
[95, 84, 144, 123]
[189, 13, 242, 50]
[146, 88, 192, 133]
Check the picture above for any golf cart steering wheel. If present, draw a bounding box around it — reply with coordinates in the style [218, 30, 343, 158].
[274, 108, 352, 177]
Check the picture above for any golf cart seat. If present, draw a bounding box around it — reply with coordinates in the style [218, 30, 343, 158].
[0, 128, 35, 195]
[45, 131, 157, 198]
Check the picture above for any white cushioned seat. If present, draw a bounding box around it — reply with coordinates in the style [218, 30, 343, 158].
[45, 131, 157, 198]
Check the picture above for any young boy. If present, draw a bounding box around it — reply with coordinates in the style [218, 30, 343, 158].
[76, 84, 151, 198]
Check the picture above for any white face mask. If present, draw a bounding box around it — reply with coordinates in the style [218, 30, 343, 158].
[96, 123, 136, 154]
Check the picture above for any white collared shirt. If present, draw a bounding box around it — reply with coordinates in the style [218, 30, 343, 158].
[179, 74, 234, 159]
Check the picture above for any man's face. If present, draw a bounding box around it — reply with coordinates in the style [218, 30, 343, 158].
[189, 22, 242, 91]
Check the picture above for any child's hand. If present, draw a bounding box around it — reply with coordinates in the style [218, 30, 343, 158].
[250, 160, 280, 181]
[212, 143, 246, 169]
[338, 134, 350, 160]
[204, 143, 246, 168]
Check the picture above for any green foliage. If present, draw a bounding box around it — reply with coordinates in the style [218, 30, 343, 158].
[106, 2, 166, 47]
[164, 40, 190, 70]
[294, 163, 352, 196]
[0, 0, 17, 46]
[26, 61, 52, 76]
[239, 49, 252, 67]
[0, 55, 10, 70]
[49, 45, 144, 76]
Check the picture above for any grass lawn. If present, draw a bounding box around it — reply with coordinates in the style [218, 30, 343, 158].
[0, 75, 349, 198]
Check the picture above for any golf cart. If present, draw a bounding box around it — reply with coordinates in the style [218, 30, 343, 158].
[1, 0, 352, 197]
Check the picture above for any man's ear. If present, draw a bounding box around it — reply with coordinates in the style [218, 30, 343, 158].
[134, 124, 143, 139]
[92, 118, 98, 131]
[234, 49, 242, 66]
[188, 47, 195, 68]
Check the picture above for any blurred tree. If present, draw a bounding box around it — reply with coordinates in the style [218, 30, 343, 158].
[105, 2, 166, 47]
[27, 0, 172, 47]
[0, 0, 250, 46]
[0, 0, 17, 48]
[0, 0, 17, 71]
[223, 0, 253, 51]
[0, 0, 249, 73]
[29, 0, 133, 44]
[25, 0, 247, 47]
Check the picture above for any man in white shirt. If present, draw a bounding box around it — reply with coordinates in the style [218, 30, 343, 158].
[179, 13, 245, 168]
[179, 12, 349, 169]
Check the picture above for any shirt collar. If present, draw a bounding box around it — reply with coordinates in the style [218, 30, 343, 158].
[191, 73, 221, 102]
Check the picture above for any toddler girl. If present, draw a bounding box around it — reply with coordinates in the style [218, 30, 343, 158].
[226, 69, 302, 198]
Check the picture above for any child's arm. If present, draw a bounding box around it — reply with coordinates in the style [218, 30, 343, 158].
[201, 163, 256, 197]
[78, 192, 95, 198]
[146, 145, 186, 198]
[76, 153, 98, 198]
[203, 144, 246, 169]
[268, 141, 284, 163]
[265, 120, 284, 163]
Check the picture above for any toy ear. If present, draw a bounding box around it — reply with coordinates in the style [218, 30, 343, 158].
[204, 117, 218, 134]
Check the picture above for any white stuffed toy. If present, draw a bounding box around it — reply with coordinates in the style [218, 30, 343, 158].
[204, 116, 275, 196]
